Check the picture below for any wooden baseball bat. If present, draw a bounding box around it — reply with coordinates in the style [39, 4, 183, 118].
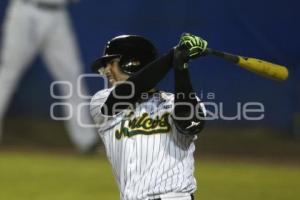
[205, 48, 289, 81]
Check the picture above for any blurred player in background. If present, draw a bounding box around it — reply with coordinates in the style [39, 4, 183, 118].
[0, 0, 98, 153]
[90, 33, 207, 199]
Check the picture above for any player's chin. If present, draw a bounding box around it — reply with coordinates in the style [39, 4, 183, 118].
[108, 78, 116, 87]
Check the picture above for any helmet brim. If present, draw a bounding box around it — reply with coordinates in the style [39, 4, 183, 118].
[91, 54, 121, 72]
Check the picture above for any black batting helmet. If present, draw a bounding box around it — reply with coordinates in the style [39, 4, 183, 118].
[92, 35, 157, 75]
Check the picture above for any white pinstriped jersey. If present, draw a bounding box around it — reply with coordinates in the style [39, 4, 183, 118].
[90, 88, 203, 200]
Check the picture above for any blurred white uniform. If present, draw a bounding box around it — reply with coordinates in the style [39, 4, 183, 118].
[0, 0, 97, 152]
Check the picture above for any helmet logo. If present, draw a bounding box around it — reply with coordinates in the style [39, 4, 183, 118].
[125, 58, 141, 67]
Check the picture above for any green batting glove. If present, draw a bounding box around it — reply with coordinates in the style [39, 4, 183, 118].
[178, 33, 208, 59]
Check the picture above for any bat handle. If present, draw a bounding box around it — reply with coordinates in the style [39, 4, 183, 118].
[205, 48, 239, 63]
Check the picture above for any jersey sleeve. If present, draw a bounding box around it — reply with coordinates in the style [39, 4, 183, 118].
[90, 88, 114, 126]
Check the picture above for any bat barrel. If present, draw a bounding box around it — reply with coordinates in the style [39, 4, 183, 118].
[237, 56, 289, 81]
[205, 48, 289, 81]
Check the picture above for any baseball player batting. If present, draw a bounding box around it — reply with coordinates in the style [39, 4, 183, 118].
[90, 33, 207, 199]
[0, 0, 97, 152]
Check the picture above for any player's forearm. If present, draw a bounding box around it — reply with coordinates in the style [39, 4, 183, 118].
[102, 49, 174, 115]
[128, 49, 174, 92]
[172, 51, 205, 135]
[174, 67, 198, 110]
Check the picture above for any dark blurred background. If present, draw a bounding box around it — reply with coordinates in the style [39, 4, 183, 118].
[0, 0, 299, 151]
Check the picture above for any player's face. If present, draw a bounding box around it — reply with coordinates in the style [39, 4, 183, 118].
[103, 58, 129, 87]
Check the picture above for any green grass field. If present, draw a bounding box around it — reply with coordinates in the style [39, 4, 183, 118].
[0, 150, 299, 200]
